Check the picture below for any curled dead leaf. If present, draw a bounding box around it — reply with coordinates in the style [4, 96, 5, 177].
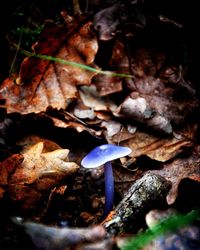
[0, 14, 98, 114]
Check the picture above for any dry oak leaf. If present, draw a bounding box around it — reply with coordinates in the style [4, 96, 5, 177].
[151, 145, 200, 205]
[8, 142, 79, 210]
[0, 14, 98, 114]
[0, 154, 24, 199]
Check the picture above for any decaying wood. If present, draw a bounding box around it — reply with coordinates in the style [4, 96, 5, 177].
[103, 172, 171, 236]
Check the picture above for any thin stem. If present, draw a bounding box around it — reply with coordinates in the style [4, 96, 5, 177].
[102, 161, 114, 220]
[9, 26, 24, 76]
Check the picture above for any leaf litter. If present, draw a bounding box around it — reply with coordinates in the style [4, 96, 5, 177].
[0, 1, 200, 249]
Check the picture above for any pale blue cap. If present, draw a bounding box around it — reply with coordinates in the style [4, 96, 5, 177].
[81, 144, 132, 169]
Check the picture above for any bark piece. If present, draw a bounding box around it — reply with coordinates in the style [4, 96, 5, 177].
[103, 172, 171, 236]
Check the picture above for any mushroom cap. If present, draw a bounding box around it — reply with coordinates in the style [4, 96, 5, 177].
[81, 144, 132, 169]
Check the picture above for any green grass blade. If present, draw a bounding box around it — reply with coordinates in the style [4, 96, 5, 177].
[121, 210, 199, 250]
[19, 49, 134, 79]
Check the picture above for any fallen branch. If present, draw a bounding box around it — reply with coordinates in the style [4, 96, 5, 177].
[103, 172, 171, 236]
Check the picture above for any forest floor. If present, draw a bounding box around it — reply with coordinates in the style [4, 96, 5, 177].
[0, 1, 199, 249]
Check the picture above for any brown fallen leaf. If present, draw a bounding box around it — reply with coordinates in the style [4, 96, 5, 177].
[116, 79, 198, 134]
[102, 125, 196, 198]
[0, 154, 24, 199]
[151, 145, 200, 204]
[93, 3, 121, 41]
[125, 132, 193, 162]
[5, 141, 79, 211]
[79, 85, 118, 112]
[0, 13, 98, 114]
[106, 125, 193, 162]
[42, 111, 103, 138]
[93, 2, 145, 41]
[73, 99, 96, 120]
[108, 39, 198, 134]
[101, 120, 122, 139]
[17, 134, 62, 152]
[93, 73, 123, 96]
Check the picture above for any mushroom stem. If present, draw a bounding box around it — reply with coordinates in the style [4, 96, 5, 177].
[102, 161, 114, 220]
[81, 144, 132, 221]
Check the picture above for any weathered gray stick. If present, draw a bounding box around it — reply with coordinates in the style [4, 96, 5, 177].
[102, 172, 171, 236]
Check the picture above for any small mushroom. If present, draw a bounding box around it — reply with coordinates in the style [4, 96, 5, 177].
[81, 144, 132, 220]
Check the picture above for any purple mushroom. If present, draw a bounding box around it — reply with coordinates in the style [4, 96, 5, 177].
[81, 144, 132, 220]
